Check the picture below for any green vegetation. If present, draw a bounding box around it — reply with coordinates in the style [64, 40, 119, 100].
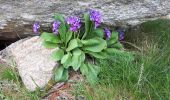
[72, 19, 170, 100]
[0, 64, 41, 100]
[1, 19, 170, 99]
[41, 13, 131, 84]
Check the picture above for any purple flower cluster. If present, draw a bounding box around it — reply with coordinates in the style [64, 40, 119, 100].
[33, 22, 40, 33]
[33, 9, 103, 34]
[118, 30, 125, 41]
[52, 21, 61, 35]
[66, 16, 81, 32]
[89, 10, 102, 28]
[104, 28, 111, 39]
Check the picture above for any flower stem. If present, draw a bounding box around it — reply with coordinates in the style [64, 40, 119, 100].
[77, 31, 80, 39]
[82, 22, 93, 40]
[74, 32, 76, 38]
[82, 32, 87, 40]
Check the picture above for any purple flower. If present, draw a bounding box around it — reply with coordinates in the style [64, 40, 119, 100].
[89, 9, 102, 28]
[66, 16, 81, 32]
[52, 20, 61, 35]
[104, 28, 111, 39]
[118, 30, 125, 41]
[33, 22, 40, 33]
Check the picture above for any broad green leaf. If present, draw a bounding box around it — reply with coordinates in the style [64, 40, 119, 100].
[54, 67, 64, 82]
[80, 63, 88, 75]
[41, 32, 61, 43]
[51, 49, 64, 61]
[71, 49, 82, 71]
[66, 39, 82, 51]
[82, 13, 94, 39]
[93, 28, 104, 38]
[59, 69, 69, 81]
[104, 48, 124, 55]
[65, 31, 73, 44]
[86, 51, 107, 59]
[54, 13, 65, 23]
[86, 72, 98, 85]
[81, 37, 107, 52]
[86, 63, 100, 85]
[42, 41, 58, 49]
[79, 51, 85, 63]
[54, 67, 68, 82]
[61, 53, 71, 64]
[61, 53, 72, 68]
[54, 13, 67, 42]
[84, 13, 90, 34]
[87, 63, 100, 76]
[58, 23, 67, 39]
[107, 31, 118, 45]
[80, 62, 100, 85]
[112, 42, 124, 50]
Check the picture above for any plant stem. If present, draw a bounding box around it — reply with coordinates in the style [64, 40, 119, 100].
[82, 22, 92, 40]
[121, 41, 142, 51]
[137, 63, 144, 87]
[82, 32, 87, 40]
[77, 32, 79, 39]
[74, 32, 76, 39]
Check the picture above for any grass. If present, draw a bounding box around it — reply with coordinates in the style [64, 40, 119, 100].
[0, 63, 41, 100]
[71, 19, 170, 100]
[1, 19, 170, 99]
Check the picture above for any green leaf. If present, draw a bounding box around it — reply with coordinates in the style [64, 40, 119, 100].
[61, 53, 70, 64]
[80, 62, 100, 85]
[80, 63, 88, 75]
[54, 13, 67, 43]
[71, 49, 82, 71]
[42, 41, 57, 49]
[86, 51, 107, 59]
[65, 31, 73, 44]
[79, 51, 85, 63]
[104, 48, 124, 55]
[60, 69, 69, 81]
[113, 42, 124, 50]
[54, 67, 64, 81]
[54, 67, 68, 82]
[107, 31, 118, 45]
[86, 63, 100, 85]
[61, 53, 72, 68]
[86, 72, 98, 85]
[51, 49, 64, 61]
[41, 32, 60, 43]
[84, 13, 90, 34]
[81, 37, 107, 52]
[93, 28, 104, 38]
[59, 23, 67, 39]
[66, 39, 82, 51]
[87, 63, 100, 76]
[54, 13, 65, 23]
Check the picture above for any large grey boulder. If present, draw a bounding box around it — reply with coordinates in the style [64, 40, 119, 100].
[0, 0, 170, 40]
[0, 36, 58, 91]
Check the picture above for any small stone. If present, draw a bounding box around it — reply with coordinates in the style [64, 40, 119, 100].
[75, 95, 86, 100]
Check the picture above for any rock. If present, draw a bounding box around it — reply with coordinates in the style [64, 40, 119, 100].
[75, 95, 86, 100]
[0, 36, 58, 91]
[0, 0, 170, 41]
[162, 14, 170, 19]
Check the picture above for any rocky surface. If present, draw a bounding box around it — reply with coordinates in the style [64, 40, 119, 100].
[0, 0, 170, 40]
[0, 36, 58, 91]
